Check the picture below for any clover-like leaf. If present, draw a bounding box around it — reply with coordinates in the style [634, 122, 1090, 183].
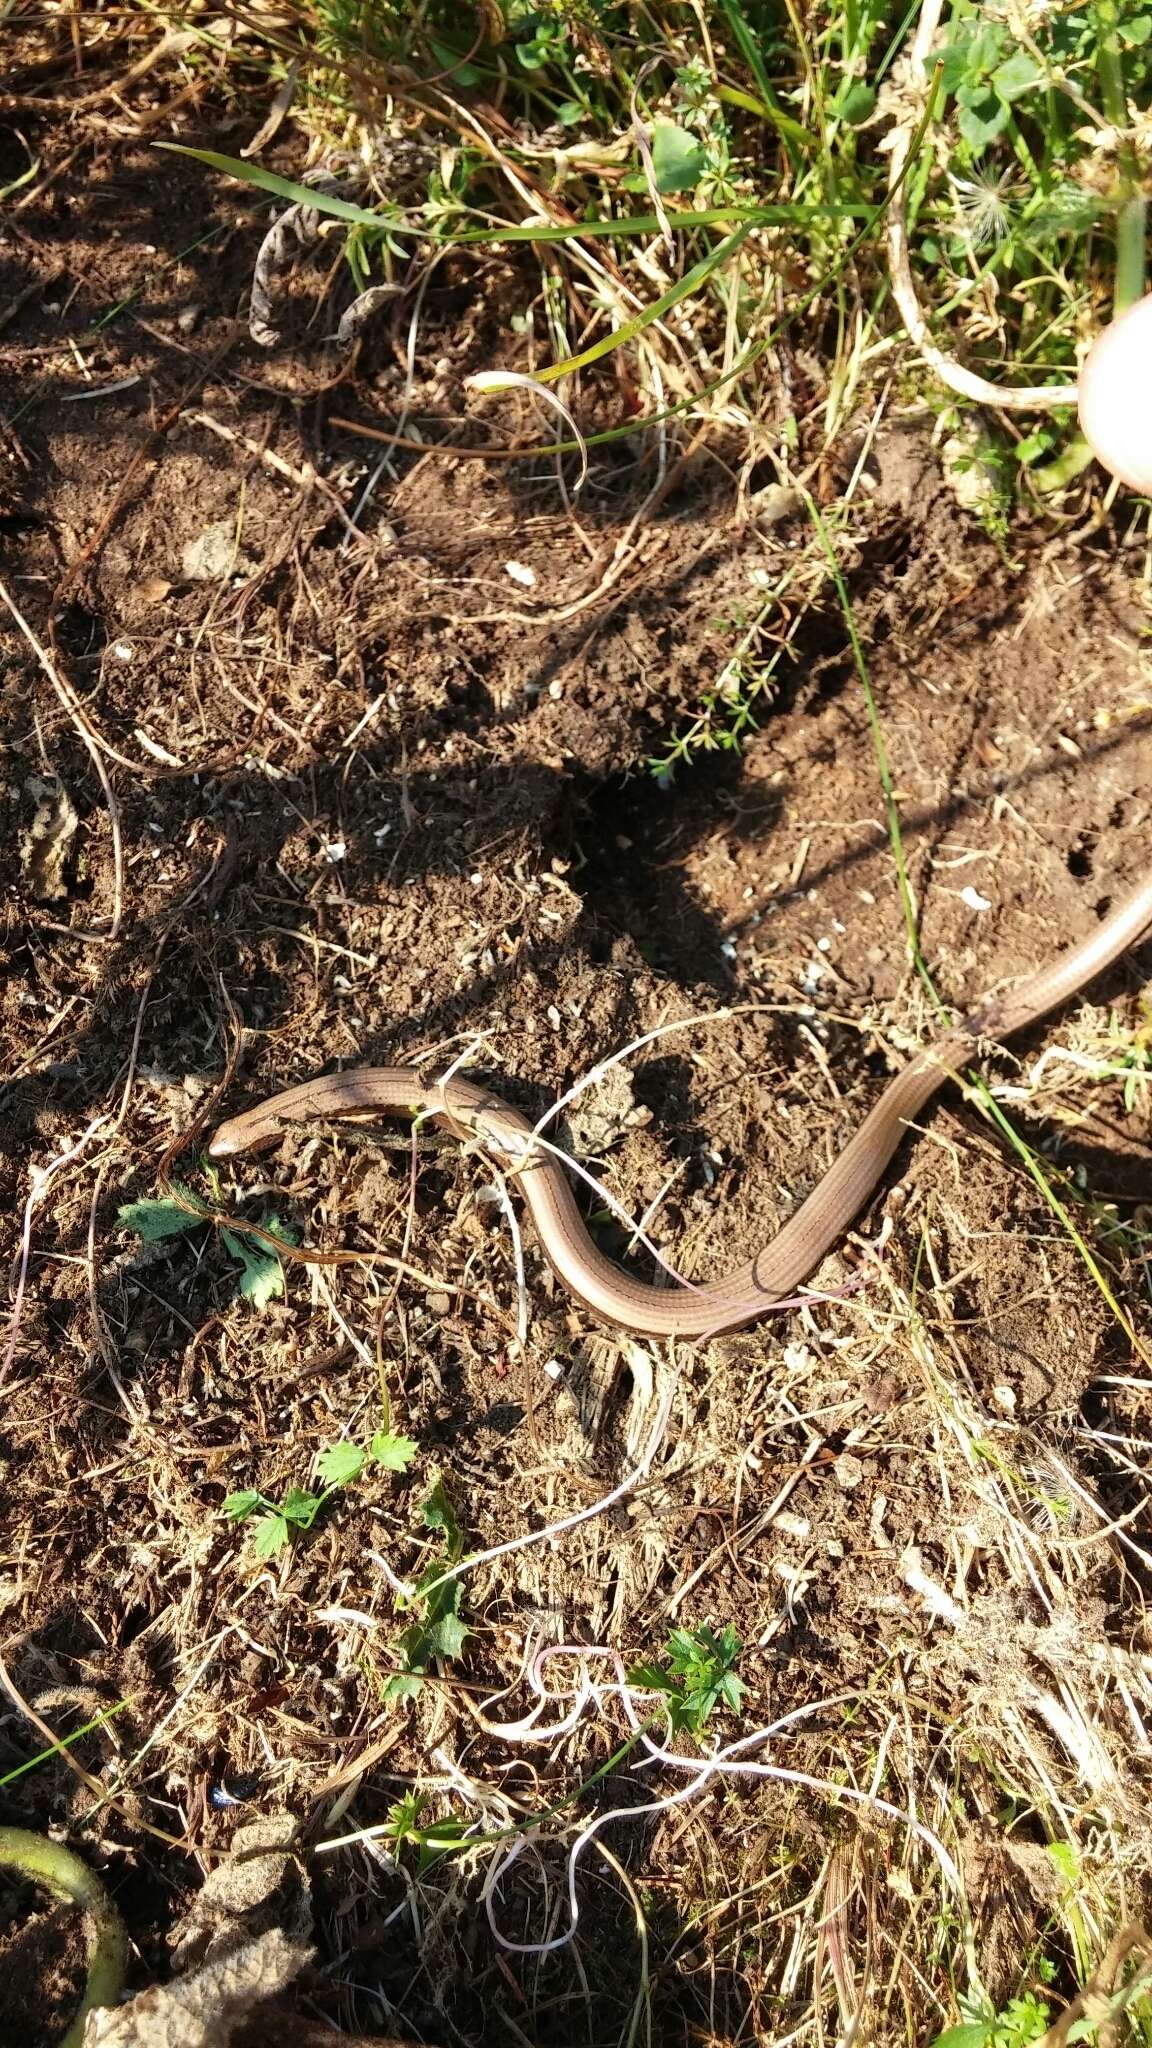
[221, 1223, 289, 1310]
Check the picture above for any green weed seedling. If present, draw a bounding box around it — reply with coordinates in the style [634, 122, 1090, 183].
[118, 1174, 296, 1310]
[629, 1622, 747, 1735]
[225, 1430, 418, 1561]
[385, 1477, 472, 1700]
[932, 1983, 1054, 2048]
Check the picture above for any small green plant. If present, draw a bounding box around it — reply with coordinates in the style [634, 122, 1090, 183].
[379, 1789, 474, 1870]
[649, 585, 791, 777]
[932, 1986, 1054, 2048]
[629, 1622, 747, 1734]
[224, 1429, 417, 1559]
[118, 1175, 296, 1309]
[386, 1477, 472, 1699]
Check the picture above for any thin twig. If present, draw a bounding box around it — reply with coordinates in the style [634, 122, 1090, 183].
[0, 574, 124, 942]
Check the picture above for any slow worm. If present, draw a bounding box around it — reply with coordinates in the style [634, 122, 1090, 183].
[209, 874, 1152, 1338]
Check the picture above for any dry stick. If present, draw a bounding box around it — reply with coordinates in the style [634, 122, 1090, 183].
[0, 1655, 190, 1853]
[183, 406, 363, 543]
[371, 1379, 676, 1610]
[0, 574, 124, 942]
[1, 1115, 111, 1392]
[328, 412, 541, 462]
[0, 24, 204, 113]
[887, 0, 1078, 409]
[1035, 1923, 1152, 2048]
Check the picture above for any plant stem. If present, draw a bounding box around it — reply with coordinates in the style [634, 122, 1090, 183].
[1096, 0, 1146, 311]
[0, 1829, 127, 2048]
[804, 494, 940, 1006]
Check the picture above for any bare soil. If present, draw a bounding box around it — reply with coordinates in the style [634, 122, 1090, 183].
[2, 55, 1152, 2048]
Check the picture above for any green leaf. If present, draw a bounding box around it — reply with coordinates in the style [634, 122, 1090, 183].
[1014, 424, 1056, 463]
[157, 147, 403, 230]
[556, 99, 585, 127]
[221, 1226, 286, 1310]
[957, 92, 1011, 148]
[318, 1441, 366, 1487]
[252, 1513, 291, 1559]
[837, 81, 877, 126]
[118, 1195, 205, 1241]
[280, 1486, 323, 1529]
[719, 1671, 748, 1712]
[422, 1478, 463, 1559]
[385, 1791, 426, 1841]
[628, 1660, 678, 1695]
[929, 2027, 994, 2048]
[538, 219, 752, 383]
[371, 1431, 419, 1473]
[383, 1670, 424, 1702]
[223, 1490, 262, 1523]
[649, 121, 706, 194]
[428, 1606, 471, 1661]
[390, 1572, 470, 1683]
[427, 37, 482, 85]
[991, 49, 1043, 101]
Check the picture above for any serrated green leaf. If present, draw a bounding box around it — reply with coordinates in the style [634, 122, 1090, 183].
[371, 1431, 418, 1472]
[386, 1791, 426, 1840]
[280, 1486, 323, 1528]
[649, 120, 706, 194]
[118, 1197, 205, 1242]
[383, 1670, 424, 1702]
[422, 1477, 462, 1558]
[666, 1627, 696, 1667]
[318, 1441, 366, 1487]
[252, 1513, 290, 1558]
[428, 1607, 471, 1661]
[223, 1490, 262, 1523]
[628, 1660, 677, 1694]
[391, 1575, 470, 1681]
[221, 1227, 285, 1310]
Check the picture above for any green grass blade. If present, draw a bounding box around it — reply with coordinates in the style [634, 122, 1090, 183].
[537, 223, 754, 383]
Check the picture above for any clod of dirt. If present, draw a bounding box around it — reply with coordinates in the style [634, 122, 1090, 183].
[20, 775, 79, 900]
[564, 1062, 649, 1157]
[180, 520, 252, 583]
